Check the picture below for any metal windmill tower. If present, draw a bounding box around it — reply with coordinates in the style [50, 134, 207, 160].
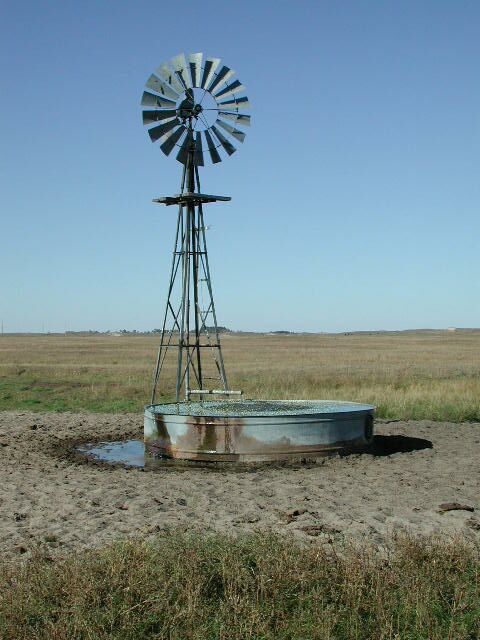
[141, 53, 250, 403]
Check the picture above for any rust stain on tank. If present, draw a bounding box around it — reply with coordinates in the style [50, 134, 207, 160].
[150, 414, 172, 456]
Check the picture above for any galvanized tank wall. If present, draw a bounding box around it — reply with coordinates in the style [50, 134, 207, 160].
[144, 400, 375, 463]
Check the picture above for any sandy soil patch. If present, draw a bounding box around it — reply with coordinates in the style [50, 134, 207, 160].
[0, 411, 479, 558]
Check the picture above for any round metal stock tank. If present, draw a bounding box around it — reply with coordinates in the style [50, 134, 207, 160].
[144, 400, 375, 463]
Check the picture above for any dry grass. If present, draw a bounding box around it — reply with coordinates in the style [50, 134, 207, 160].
[0, 331, 479, 420]
[0, 530, 479, 639]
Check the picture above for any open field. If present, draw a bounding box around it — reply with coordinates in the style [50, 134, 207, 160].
[1, 330, 480, 420]
[1, 332, 480, 638]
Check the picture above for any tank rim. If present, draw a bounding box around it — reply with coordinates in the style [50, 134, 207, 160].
[144, 399, 376, 419]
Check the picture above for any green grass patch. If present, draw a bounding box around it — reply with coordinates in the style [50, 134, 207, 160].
[0, 373, 153, 413]
[0, 531, 479, 639]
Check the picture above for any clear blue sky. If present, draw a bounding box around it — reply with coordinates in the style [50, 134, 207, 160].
[1, 0, 479, 333]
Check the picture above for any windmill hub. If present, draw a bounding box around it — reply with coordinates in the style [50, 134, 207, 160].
[174, 88, 221, 130]
[176, 89, 203, 122]
[176, 101, 202, 121]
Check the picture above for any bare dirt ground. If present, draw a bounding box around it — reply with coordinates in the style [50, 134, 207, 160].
[1, 411, 479, 559]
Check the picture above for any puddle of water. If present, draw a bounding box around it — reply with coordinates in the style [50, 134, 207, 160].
[77, 439, 145, 468]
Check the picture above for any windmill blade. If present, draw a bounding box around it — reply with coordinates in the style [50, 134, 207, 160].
[141, 91, 177, 109]
[142, 109, 177, 125]
[235, 114, 251, 127]
[160, 125, 186, 156]
[171, 53, 191, 89]
[204, 129, 222, 164]
[216, 119, 246, 143]
[188, 52, 202, 87]
[155, 61, 184, 94]
[218, 96, 250, 109]
[213, 79, 245, 100]
[200, 57, 220, 89]
[176, 129, 194, 164]
[218, 111, 251, 127]
[148, 118, 180, 142]
[211, 125, 236, 156]
[194, 131, 204, 166]
[145, 74, 179, 100]
[208, 66, 235, 94]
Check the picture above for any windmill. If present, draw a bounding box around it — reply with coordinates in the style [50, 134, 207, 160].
[141, 53, 250, 403]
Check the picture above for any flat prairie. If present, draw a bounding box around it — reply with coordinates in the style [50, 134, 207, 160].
[0, 330, 479, 420]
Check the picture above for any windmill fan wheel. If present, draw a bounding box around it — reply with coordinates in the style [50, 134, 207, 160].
[141, 52, 251, 165]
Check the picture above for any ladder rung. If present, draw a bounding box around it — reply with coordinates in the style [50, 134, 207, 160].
[189, 389, 243, 396]
[180, 344, 222, 348]
[157, 344, 221, 349]
[191, 344, 221, 348]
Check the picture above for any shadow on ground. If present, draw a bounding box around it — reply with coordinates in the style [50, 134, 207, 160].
[368, 434, 433, 457]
